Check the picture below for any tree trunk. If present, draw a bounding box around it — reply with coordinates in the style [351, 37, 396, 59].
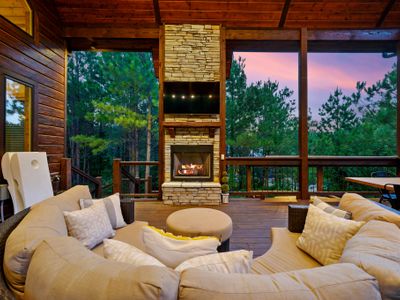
[145, 97, 152, 193]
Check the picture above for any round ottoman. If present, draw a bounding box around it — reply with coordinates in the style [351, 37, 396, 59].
[166, 208, 233, 252]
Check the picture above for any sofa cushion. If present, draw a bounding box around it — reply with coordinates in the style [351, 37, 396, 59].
[80, 193, 127, 229]
[179, 263, 381, 300]
[313, 197, 352, 219]
[340, 220, 400, 299]
[143, 226, 220, 268]
[296, 204, 364, 265]
[64, 201, 115, 249]
[103, 239, 165, 268]
[339, 193, 400, 228]
[24, 237, 180, 300]
[4, 204, 67, 297]
[92, 220, 148, 256]
[175, 250, 253, 274]
[33, 185, 92, 212]
[251, 228, 321, 275]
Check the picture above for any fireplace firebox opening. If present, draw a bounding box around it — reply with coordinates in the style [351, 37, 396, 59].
[171, 145, 213, 181]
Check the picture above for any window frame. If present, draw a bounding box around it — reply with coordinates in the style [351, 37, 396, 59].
[0, 69, 37, 158]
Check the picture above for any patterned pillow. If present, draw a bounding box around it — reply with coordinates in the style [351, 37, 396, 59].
[64, 201, 115, 249]
[313, 197, 352, 219]
[80, 193, 127, 229]
[175, 250, 253, 274]
[296, 204, 364, 265]
[103, 239, 165, 267]
[142, 226, 220, 268]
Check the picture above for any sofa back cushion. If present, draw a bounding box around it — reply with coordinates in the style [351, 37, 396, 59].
[24, 237, 180, 300]
[339, 193, 400, 228]
[340, 220, 400, 299]
[179, 263, 380, 300]
[33, 185, 92, 212]
[3, 204, 67, 297]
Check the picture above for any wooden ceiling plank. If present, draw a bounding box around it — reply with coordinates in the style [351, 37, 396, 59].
[226, 29, 299, 40]
[152, 0, 162, 25]
[376, 0, 397, 27]
[279, 0, 291, 28]
[63, 27, 160, 39]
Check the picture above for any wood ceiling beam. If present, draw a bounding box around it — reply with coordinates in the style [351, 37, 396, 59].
[376, 0, 396, 28]
[152, 0, 161, 26]
[63, 27, 159, 39]
[279, 0, 291, 28]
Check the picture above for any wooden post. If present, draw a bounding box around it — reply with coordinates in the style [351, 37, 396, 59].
[60, 158, 71, 190]
[246, 166, 252, 192]
[147, 175, 153, 193]
[113, 159, 121, 194]
[134, 177, 140, 194]
[316, 166, 324, 192]
[220, 26, 227, 179]
[95, 176, 102, 198]
[158, 25, 165, 197]
[299, 28, 309, 200]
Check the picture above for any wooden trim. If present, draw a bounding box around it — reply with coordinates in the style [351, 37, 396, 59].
[158, 25, 165, 191]
[63, 27, 160, 39]
[226, 156, 301, 166]
[299, 28, 309, 200]
[152, 0, 161, 26]
[0, 73, 5, 173]
[220, 25, 227, 179]
[279, 0, 291, 28]
[376, 0, 396, 28]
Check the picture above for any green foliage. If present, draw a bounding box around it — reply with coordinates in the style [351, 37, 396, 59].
[71, 135, 110, 155]
[221, 171, 229, 193]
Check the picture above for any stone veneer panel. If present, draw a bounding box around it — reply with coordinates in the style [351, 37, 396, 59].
[164, 127, 220, 183]
[164, 24, 220, 82]
[162, 182, 221, 205]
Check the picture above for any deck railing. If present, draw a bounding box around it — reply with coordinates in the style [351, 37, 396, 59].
[112, 159, 160, 199]
[225, 156, 399, 198]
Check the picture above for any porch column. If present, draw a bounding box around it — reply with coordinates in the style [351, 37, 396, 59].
[299, 28, 309, 200]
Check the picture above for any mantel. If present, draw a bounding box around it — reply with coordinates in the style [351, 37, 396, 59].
[163, 121, 221, 138]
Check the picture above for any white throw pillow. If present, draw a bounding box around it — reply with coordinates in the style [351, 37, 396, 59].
[296, 204, 364, 265]
[64, 201, 115, 249]
[80, 193, 127, 229]
[103, 239, 165, 267]
[175, 250, 253, 274]
[142, 226, 220, 268]
[313, 197, 352, 219]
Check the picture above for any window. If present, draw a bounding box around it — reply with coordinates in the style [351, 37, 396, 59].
[0, 0, 33, 35]
[5, 78, 32, 151]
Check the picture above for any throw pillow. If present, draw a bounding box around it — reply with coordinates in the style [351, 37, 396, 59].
[313, 197, 352, 219]
[80, 193, 127, 229]
[64, 201, 115, 249]
[175, 250, 253, 274]
[103, 239, 166, 268]
[142, 226, 220, 268]
[296, 204, 364, 265]
[340, 220, 400, 299]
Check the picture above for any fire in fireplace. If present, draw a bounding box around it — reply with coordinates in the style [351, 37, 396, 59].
[171, 145, 213, 181]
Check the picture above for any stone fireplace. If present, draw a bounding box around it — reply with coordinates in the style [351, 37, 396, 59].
[161, 24, 222, 205]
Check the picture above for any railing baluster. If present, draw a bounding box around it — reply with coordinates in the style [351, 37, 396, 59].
[246, 166, 252, 192]
[317, 166, 324, 192]
[113, 159, 121, 194]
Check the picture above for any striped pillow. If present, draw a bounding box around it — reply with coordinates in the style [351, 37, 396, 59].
[313, 197, 352, 219]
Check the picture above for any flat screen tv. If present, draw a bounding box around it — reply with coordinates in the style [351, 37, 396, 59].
[164, 81, 220, 114]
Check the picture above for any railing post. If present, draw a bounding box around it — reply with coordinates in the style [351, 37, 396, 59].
[316, 166, 324, 192]
[147, 175, 152, 193]
[134, 177, 140, 194]
[246, 166, 252, 192]
[60, 158, 71, 191]
[95, 176, 102, 198]
[113, 159, 121, 194]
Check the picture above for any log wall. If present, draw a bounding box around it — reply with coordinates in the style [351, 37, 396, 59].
[0, 0, 66, 174]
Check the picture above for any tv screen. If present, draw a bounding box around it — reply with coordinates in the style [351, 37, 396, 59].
[164, 81, 220, 114]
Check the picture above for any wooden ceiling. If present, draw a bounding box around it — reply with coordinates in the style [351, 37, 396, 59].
[54, 0, 400, 31]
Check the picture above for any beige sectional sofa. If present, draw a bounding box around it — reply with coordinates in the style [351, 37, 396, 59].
[1, 186, 399, 299]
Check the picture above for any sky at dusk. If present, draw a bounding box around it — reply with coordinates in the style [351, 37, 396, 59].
[234, 52, 396, 118]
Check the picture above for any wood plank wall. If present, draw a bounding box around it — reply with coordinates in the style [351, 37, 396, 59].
[0, 0, 66, 174]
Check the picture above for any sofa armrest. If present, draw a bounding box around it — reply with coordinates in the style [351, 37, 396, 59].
[120, 198, 135, 224]
[288, 205, 309, 233]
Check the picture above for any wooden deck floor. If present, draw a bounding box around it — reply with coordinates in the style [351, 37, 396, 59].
[135, 199, 290, 257]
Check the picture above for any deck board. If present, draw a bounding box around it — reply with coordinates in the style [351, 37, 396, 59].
[135, 199, 291, 257]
